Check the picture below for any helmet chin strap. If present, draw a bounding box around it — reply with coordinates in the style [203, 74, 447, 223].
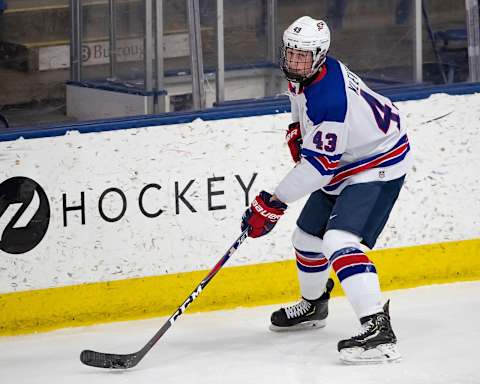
[285, 63, 325, 86]
[312, 48, 328, 73]
[301, 65, 325, 86]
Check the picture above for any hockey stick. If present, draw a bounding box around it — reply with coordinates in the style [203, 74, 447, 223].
[80, 228, 249, 369]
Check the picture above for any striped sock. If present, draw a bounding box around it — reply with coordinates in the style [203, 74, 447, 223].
[330, 247, 383, 318]
[295, 248, 330, 301]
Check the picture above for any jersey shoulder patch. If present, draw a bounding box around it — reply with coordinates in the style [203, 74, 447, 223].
[304, 57, 347, 125]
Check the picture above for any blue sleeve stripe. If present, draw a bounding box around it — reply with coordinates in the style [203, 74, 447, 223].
[322, 180, 345, 192]
[305, 157, 335, 176]
[322, 139, 410, 192]
[301, 148, 342, 161]
[334, 135, 408, 174]
[379, 148, 410, 166]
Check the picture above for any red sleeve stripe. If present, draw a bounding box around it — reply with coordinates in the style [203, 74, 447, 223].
[329, 141, 409, 185]
[316, 155, 340, 170]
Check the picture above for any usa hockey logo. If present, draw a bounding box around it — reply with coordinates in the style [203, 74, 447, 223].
[0, 177, 50, 254]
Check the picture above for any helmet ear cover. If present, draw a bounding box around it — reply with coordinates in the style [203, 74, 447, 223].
[312, 46, 327, 71]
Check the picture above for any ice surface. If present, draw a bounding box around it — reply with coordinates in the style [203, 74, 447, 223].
[1, 281, 479, 384]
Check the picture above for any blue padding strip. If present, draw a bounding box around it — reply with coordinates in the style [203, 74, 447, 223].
[336, 264, 377, 282]
[294, 248, 323, 258]
[0, 103, 290, 142]
[2, 82, 480, 142]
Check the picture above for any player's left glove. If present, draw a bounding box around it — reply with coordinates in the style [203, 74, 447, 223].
[241, 191, 287, 238]
[286, 122, 303, 163]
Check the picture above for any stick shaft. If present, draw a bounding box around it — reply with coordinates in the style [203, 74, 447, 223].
[139, 228, 249, 358]
[80, 229, 249, 369]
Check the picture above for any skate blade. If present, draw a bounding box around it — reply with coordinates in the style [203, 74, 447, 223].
[269, 319, 326, 332]
[339, 343, 402, 365]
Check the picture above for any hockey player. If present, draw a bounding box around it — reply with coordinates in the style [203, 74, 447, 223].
[241, 16, 411, 364]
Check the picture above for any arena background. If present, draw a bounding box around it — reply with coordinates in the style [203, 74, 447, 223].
[1, 89, 479, 335]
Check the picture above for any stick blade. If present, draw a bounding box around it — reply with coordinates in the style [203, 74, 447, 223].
[80, 349, 138, 369]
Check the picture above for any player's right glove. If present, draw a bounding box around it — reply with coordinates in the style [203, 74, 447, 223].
[241, 191, 287, 238]
[286, 122, 302, 163]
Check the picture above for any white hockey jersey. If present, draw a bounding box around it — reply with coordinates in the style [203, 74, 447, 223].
[274, 57, 412, 204]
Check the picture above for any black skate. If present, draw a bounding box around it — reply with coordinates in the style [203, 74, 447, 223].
[337, 300, 401, 364]
[270, 278, 334, 331]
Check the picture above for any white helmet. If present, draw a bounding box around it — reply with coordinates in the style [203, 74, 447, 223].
[280, 16, 331, 83]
